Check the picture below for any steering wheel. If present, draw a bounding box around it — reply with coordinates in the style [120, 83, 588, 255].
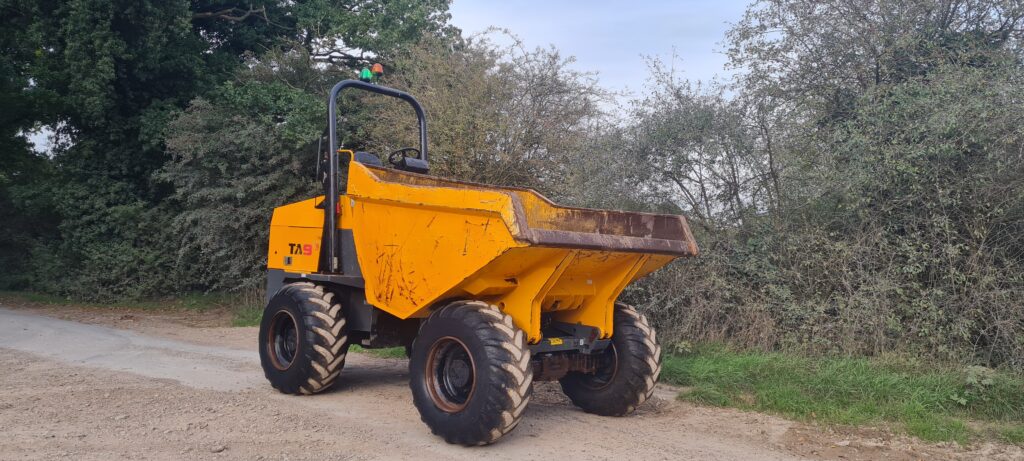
[387, 147, 421, 166]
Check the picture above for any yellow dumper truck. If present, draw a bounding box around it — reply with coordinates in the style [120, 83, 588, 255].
[258, 77, 699, 445]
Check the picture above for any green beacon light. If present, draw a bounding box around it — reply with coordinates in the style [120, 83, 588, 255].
[359, 67, 373, 82]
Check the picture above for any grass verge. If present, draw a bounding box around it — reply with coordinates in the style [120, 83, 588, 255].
[230, 304, 264, 327]
[661, 344, 1024, 445]
[0, 290, 265, 327]
[348, 345, 407, 359]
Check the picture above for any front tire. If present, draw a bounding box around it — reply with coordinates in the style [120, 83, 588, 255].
[259, 282, 349, 395]
[409, 300, 533, 445]
[559, 303, 661, 416]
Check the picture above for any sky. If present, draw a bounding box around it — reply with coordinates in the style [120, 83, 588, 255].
[448, 0, 749, 98]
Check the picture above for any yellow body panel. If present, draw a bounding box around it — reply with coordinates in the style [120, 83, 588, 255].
[267, 198, 324, 273]
[267, 161, 698, 343]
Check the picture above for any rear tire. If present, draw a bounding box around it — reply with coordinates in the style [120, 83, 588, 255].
[409, 300, 533, 445]
[259, 282, 349, 395]
[559, 303, 661, 416]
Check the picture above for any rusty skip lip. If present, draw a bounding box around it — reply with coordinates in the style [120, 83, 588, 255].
[508, 192, 699, 257]
[524, 229, 698, 256]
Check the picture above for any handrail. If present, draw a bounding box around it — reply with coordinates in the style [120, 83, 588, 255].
[324, 79, 429, 272]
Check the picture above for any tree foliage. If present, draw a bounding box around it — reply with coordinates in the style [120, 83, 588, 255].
[622, 0, 1024, 368]
[362, 35, 607, 194]
[159, 50, 335, 290]
[0, 0, 453, 298]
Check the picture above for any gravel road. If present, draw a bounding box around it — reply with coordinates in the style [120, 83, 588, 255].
[0, 306, 1017, 461]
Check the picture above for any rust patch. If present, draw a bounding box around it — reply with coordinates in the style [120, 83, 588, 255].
[529, 229, 693, 256]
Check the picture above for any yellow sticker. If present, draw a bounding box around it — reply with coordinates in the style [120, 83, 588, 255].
[549, 338, 563, 346]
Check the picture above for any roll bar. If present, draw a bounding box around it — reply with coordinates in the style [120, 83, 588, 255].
[324, 79, 428, 273]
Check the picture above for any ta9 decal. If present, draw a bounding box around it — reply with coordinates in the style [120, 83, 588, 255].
[288, 243, 317, 256]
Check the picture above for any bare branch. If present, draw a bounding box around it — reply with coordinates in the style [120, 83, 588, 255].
[311, 49, 372, 65]
[192, 5, 267, 23]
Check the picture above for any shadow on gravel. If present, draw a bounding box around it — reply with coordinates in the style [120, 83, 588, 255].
[327, 361, 410, 392]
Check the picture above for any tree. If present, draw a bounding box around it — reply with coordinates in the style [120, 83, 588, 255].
[361, 34, 608, 196]
[159, 50, 334, 290]
[621, 0, 1024, 367]
[828, 63, 1024, 366]
[3, 0, 455, 297]
[0, 0, 59, 289]
[727, 0, 1024, 117]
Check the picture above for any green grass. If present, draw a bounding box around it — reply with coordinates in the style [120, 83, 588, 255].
[349, 345, 407, 359]
[230, 304, 264, 327]
[1001, 425, 1024, 444]
[0, 290, 76, 305]
[662, 345, 1024, 445]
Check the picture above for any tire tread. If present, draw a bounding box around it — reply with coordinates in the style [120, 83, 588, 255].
[410, 300, 533, 445]
[559, 303, 661, 416]
[260, 282, 349, 395]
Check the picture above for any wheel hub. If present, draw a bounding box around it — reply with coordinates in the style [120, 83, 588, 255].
[425, 337, 477, 413]
[268, 311, 299, 371]
[581, 343, 619, 390]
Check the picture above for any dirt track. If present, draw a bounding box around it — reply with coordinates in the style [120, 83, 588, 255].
[0, 305, 1019, 461]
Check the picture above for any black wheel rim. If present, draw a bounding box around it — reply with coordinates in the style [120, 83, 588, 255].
[425, 337, 476, 413]
[268, 311, 299, 371]
[583, 343, 619, 390]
